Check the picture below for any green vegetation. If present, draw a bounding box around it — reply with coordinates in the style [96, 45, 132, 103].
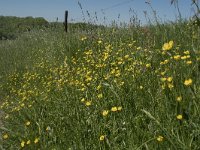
[0, 16, 48, 40]
[0, 10, 200, 150]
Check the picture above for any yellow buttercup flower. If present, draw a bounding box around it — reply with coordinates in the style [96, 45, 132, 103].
[176, 114, 183, 120]
[85, 101, 92, 106]
[124, 55, 129, 59]
[46, 126, 51, 131]
[97, 85, 101, 90]
[102, 110, 109, 116]
[81, 36, 87, 41]
[34, 138, 39, 144]
[167, 77, 173, 82]
[146, 64, 151, 68]
[97, 93, 103, 99]
[157, 135, 164, 142]
[160, 77, 167, 82]
[176, 96, 182, 102]
[181, 56, 187, 60]
[21, 141, 25, 147]
[184, 50, 190, 55]
[111, 107, 118, 112]
[168, 83, 174, 89]
[174, 55, 181, 60]
[3, 134, 8, 139]
[27, 140, 31, 145]
[117, 106, 122, 111]
[162, 41, 173, 51]
[99, 135, 105, 141]
[184, 79, 192, 86]
[161, 71, 166, 76]
[5, 114, 9, 119]
[81, 98, 85, 102]
[164, 59, 169, 64]
[98, 40, 102, 44]
[186, 61, 192, 65]
[186, 55, 190, 59]
[25, 121, 31, 126]
[128, 43, 133, 47]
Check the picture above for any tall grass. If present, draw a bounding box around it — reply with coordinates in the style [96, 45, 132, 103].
[0, 9, 200, 150]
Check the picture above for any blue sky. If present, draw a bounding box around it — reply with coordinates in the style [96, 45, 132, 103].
[0, 0, 195, 24]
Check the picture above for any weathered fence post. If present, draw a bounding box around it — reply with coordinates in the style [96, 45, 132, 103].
[64, 10, 68, 33]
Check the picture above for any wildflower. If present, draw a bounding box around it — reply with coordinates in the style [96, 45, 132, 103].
[3, 134, 8, 139]
[21, 141, 25, 147]
[25, 121, 31, 126]
[176, 96, 182, 102]
[186, 55, 191, 59]
[128, 44, 133, 47]
[85, 76, 92, 82]
[111, 107, 118, 112]
[85, 50, 93, 55]
[168, 83, 174, 89]
[160, 61, 164, 65]
[97, 85, 101, 90]
[27, 140, 31, 145]
[98, 40, 102, 44]
[118, 61, 123, 65]
[102, 110, 109, 116]
[174, 55, 181, 60]
[103, 52, 109, 61]
[162, 41, 173, 51]
[85, 101, 92, 106]
[186, 61, 192, 65]
[146, 64, 151, 68]
[81, 36, 87, 41]
[167, 77, 173, 82]
[160, 77, 167, 82]
[157, 135, 164, 142]
[81, 98, 85, 102]
[97, 93, 103, 99]
[124, 55, 129, 59]
[161, 84, 166, 89]
[184, 79, 192, 86]
[184, 50, 190, 55]
[117, 106, 122, 111]
[181, 56, 187, 60]
[115, 70, 121, 77]
[5, 114, 9, 119]
[164, 59, 169, 64]
[21, 103, 25, 107]
[81, 87, 85, 91]
[139, 86, 143, 89]
[100, 135, 105, 141]
[46, 126, 51, 131]
[120, 81, 124, 86]
[176, 114, 183, 120]
[34, 138, 39, 144]
[161, 71, 166, 76]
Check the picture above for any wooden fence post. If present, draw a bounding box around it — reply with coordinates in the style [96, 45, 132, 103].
[64, 10, 68, 32]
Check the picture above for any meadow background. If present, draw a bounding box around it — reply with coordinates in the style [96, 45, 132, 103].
[0, 0, 200, 149]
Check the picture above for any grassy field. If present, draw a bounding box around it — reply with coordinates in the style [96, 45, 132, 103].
[0, 18, 200, 149]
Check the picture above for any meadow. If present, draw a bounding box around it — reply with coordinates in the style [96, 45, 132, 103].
[0, 15, 200, 149]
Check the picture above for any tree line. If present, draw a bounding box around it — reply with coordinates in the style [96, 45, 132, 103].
[0, 16, 49, 40]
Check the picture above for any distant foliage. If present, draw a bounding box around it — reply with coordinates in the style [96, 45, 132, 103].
[0, 16, 49, 40]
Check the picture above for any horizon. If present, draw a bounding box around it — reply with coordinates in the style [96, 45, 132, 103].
[0, 0, 197, 25]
